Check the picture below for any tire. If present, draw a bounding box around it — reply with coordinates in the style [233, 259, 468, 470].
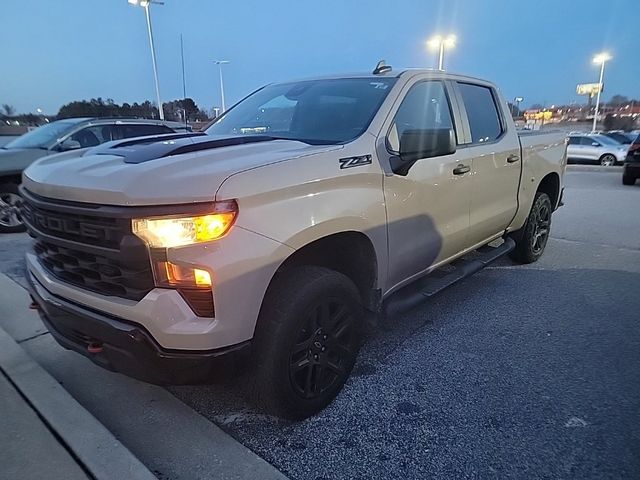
[600, 154, 616, 167]
[0, 183, 26, 233]
[249, 266, 364, 419]
[509, 192, 552, 264]
[622, 174, 636, 186]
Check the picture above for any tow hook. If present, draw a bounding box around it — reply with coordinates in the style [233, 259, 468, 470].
[87, 343, 104, 354]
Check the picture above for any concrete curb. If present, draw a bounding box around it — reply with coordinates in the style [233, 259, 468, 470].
[0, 325, 157, 480]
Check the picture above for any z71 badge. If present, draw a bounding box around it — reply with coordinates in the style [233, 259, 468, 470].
[339, 155, 372, 169]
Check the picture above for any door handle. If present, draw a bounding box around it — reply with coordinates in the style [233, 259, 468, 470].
[507, 154, 520, 163]
[452, 164, 471, 175]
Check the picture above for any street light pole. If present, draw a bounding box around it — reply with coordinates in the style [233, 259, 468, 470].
[214, 60, 230, 112]
[592, 52, 611, 132]
[129, 0, 165, 120]
[427, 34, 456, 71]
[514, 97, 524, 117]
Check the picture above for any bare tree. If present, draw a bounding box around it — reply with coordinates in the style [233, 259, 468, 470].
[1, 104, 16, 117]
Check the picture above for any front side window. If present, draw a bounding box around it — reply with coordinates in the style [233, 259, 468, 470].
[458, 82, 503, 144]
[387, 81, 454, 152]
[581, 137, 599, 146]
[206, 78, 397, 145]
[69, 126, 107, 148]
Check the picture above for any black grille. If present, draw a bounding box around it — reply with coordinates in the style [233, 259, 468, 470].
[21, 201, 124, 249]
[21, 190, 155, 301]
[34, 241, 154, 300]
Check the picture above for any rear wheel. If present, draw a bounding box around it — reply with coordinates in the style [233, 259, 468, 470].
[249, 266, 364, 419]
[622, 174, 636, 185]
[509, 192, 552, 264]
[0, 183, 25, 233]
[600, 154, 616, 166]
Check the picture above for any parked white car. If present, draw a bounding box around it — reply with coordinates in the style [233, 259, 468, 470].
[567, 133, 628, 166]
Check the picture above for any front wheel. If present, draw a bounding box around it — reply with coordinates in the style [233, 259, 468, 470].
[249, 266, 364, 419]
[600, 154, 616, 167]
[509, 192, 552, 264]
[0, 183, 26, 233]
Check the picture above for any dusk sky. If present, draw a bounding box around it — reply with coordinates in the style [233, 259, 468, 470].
[2, 0, 638, 115]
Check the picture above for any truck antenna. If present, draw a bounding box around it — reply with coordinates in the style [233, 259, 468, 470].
[373, 60, 392, 75]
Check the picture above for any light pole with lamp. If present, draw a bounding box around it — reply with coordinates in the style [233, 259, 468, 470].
[427, 34, 456, 71]
[513, 97, 524, 117]
[591, 52, 611, 132]
[214, 60, 230, 112]
[128, 0, 165, 120]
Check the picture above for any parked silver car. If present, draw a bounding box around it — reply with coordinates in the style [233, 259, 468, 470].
[567, 133, 628, 166]
[0, 117, 187, 233]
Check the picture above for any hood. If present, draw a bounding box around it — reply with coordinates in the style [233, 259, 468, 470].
[0, 147, 51, 175]
[22, 136, 341, 205]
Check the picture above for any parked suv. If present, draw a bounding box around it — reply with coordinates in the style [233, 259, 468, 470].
[622, 134, 640, 185]
[0, 117, 184, 233]
[567, 133, 628, 166]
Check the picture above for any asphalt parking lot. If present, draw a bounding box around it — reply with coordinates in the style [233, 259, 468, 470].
[1, 167, 639, 479]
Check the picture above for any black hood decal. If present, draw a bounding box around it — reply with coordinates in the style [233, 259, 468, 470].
[95, 133, 290, 164]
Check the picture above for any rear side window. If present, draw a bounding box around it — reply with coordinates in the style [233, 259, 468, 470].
[119, 124, 174, 139]
[568, 136, 580, 145]
[458, 83, 503, 144]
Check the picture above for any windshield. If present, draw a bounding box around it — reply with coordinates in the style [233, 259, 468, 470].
[4, 119, 83, 149]
[206, 78, 397, 145]
[594, 135, 622, 146]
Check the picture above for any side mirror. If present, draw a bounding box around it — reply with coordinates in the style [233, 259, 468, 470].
[391, 128, 456, 176]
[591, 142, 599, 147]
[59, 139, 82, 151]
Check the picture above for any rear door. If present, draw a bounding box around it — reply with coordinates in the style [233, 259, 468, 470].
[454, 81, 521, 245]
[567, 136, 585, 160]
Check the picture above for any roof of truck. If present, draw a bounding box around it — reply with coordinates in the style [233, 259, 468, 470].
[281, 68, 494, 85]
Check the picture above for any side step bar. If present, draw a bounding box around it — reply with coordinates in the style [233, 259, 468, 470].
[383, 237, 516, 317]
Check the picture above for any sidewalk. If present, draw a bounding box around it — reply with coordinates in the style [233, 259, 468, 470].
[0, 325, 157, 480]
[0, 371, 89, 480]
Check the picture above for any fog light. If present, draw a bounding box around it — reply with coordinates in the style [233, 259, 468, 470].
[152, 260, 212, 289]
[194, 269, 212, 287]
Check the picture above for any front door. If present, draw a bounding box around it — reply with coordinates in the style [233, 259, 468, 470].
[383, 79, 473, 290]
[580, 136, 602, 160]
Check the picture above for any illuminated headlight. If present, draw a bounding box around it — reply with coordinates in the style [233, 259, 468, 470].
[132, 201, 237, 248]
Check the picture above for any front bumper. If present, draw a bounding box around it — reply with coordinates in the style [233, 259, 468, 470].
[26, 269, 250, 385]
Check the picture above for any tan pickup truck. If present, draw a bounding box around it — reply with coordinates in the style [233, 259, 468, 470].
[22, 66, 567, 418]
